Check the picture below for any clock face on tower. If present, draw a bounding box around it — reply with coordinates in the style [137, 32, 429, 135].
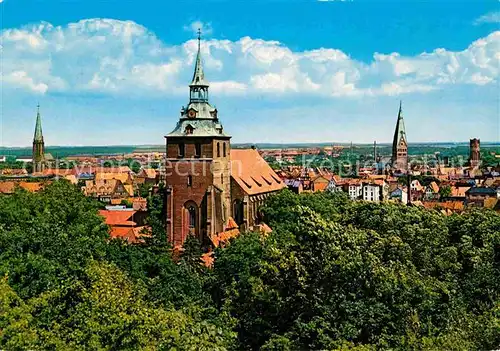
[188, 109, 196, 118]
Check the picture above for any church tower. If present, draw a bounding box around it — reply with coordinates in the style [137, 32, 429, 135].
[469, 138, 481, 168]
[164, 30, 231, 247]
[32, 104, 45, 173]
[391, 101, 408, 172]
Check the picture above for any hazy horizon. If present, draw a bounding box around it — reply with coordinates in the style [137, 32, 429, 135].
[1, 1, 498, 146]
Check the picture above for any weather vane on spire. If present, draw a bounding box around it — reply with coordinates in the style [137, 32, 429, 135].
[197, 28, 201, 41]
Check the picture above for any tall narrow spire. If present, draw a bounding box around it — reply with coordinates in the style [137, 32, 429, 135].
[32, 104, 46, 173]
[392, 100, 408, 172]
[34, 103, 44, 142]
[393, 101, 406, 146]
[190, 28, 209, 87]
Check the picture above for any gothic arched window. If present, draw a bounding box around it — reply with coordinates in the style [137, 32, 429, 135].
[223, 143, 227, 157]
[233, 199, 244, 225]
[195, 143, 201, 158]
[217, 142, 221, 157]
[178, 143, 185, 158]
[188, 205, 196, 229]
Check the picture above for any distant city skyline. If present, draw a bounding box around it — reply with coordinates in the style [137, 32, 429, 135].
[1, 0, 499, 146]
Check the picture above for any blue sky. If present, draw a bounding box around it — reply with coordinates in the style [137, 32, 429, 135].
[1, 0, 499, 146]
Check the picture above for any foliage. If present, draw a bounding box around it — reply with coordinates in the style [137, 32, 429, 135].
[0, 159, 28, 170]
[0, 181, 235, 350]
[211, 190, 500, 350]
[120, 199, 133, 208]
[0, 183, 498, 350]
[137, 182, 151, 198]
[482, 150, 500, 168]
[439, 184, 452, 199]
[145, 182, 168, 246]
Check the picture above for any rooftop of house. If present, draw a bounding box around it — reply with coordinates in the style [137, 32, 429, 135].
[466, 187, 497, 195]
[422, 201, 465, 212]
[230, 149, 286, 196]
[0, 181, 45, 194]
[450, 185, 471, 198]
[139, 168, 157, 178]
[428, 181, 440, 193]
[95, 166, 132, 174]
[98, 209, 137, 226]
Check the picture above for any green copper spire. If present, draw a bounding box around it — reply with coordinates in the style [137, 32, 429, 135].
[392, 101, 406, 145]
[33, 104, 44, 143]
[392, 100, 408, 170]
[190, 28, 209, 87]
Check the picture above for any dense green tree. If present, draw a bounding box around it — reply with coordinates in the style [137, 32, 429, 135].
[439, 184, 452, 199]
[211, 190, 500, 350]
[0, 181, 236, 350]
[1, 183, 498, 350]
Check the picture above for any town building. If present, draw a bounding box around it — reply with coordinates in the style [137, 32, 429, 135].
[469, 138, 481, 168]
[424, 181, 440, 201]
[389, 186, 408, 204]
[347, 180, 363, 200]
[465, 186, 497, 207]
[391, 101, 408, 172]
[82, 179, 134, 203]
[230, 148, 285, 231]
[363, 183, 382, 202]
[99, 209, 148, 243]
[164, 32, 284, 247]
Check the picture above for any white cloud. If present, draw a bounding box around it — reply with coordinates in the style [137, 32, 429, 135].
[183, 20, 213, 36]
[3, 71, 48, 93]
[210, 81, 247, 94]
[474, 11, 500, 25]
[0, 19, 498, 98]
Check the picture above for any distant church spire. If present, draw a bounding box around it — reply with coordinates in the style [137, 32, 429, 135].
[393, 100, 406, 144]
[34, 103, 44, 143]
[392, 100, 408, 172]
[32, 104, 45, 173]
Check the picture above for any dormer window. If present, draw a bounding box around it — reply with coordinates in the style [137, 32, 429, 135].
[185, 125, 194, 135]
[210, 109, 218, 118]
[215, 124, 223, 134]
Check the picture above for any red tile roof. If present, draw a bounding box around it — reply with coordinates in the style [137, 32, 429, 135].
[19, 182, 44, 192]
[109, 227, 136, 242]
[96, 166, 131, 174]
[450, 185, 470, 198]
[98, 210, 137, 226]
[422, 201, 464, 212]
[230, 149, 286, 195]
[0, 182, 15, 194]
[0, 181, 45, 194]
[428, 181, 440, 193]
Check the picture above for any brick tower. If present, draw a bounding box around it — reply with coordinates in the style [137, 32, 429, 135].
[164, 30, 231, 247]
[469, 138, 481, 168]
[391, 101, 408, 172]
[32, 104, 45, 173]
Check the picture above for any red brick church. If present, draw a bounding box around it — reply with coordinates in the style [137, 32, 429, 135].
[164, 33, 285, 247]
